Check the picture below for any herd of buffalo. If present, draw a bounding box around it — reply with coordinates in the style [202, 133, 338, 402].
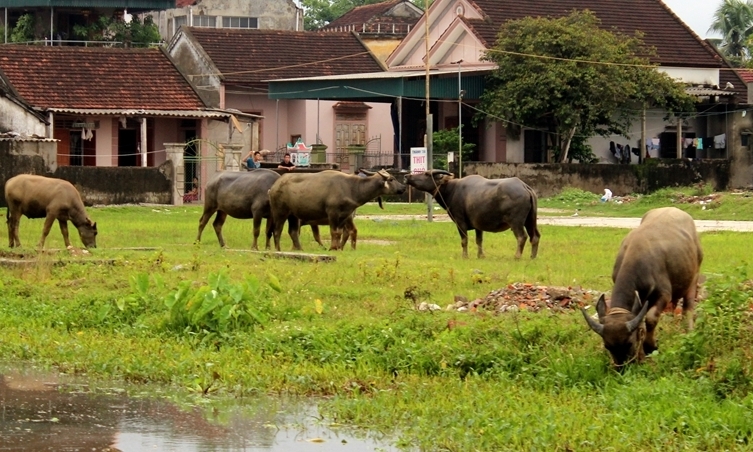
[4, 170, 703, 367]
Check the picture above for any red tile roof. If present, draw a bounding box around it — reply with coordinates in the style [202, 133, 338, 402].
[467, 0, 722, 68]
[184, 28, 385, 87]
[0, 45, 205, 111]
[737, 68, 753, 84]
[176, 0, 195, 6]
[323, 0, 419, 31]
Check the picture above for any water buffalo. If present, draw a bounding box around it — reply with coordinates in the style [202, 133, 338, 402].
[269, 169, 405, 251]
[196, 169, 281, 249]
[581, 207, 703, 367]
[404, 170, 540, 259]
[5, 174, 97, 249]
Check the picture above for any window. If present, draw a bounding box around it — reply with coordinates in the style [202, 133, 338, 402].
[194, 15, 217, 28]
[174, 15, 187, 30]
[222, 16, 259, 29]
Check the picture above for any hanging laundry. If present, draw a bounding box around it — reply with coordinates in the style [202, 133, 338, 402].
[714, 134, 726, 149]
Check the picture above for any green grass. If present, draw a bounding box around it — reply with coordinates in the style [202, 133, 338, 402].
[2, 202, 753, 450]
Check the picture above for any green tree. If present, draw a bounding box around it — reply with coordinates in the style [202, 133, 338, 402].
[302, 0, 407, 31]
[709, 0, 753, 65]
[479, 11, 695, 163]
[73, 14, 160, 47]
[432, 126, 475, 170]
[10, 13, 37, 43]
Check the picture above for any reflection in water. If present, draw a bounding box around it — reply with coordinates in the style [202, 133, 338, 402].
[0, 366, 401, 451]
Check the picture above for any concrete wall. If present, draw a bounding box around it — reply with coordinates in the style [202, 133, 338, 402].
[465, 160, 731, 197]
[157, 0, 303, 40]
[0, 97, 47, 137]
[2, 141, 173, 207]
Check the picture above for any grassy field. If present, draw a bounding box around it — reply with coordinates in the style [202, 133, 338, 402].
[1, 198, 753, 451]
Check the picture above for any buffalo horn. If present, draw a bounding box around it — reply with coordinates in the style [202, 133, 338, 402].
[377, 196, 384, 209]
[360, 169, 376, 176]
[581, 308, 604, 336]
[432, 170, 452, 176]
[378, 169, 391, 178]
[625, 294, 650, 333]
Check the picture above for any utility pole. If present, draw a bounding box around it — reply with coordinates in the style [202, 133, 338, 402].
[424, 0, 433, 222]
[451, 59, 464, 177]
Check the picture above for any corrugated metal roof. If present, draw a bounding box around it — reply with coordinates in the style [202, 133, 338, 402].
[47, 108, 263, 120]
[269, 69, 487, 101]
[685, 87, 736, 97]
[0, 137, 57, 142]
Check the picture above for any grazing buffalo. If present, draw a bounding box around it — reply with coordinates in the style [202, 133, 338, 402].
[404, 170, 540, 259]
[196, 169, 281, 249]
[5, 174, 97, 249]
[269, 169, 405, 251]
[581, 207, 703, 367]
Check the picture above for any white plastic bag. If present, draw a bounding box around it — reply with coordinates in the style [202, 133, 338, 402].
[600, 188, 612, 202]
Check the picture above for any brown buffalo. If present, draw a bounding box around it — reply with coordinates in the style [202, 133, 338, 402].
[5, 174, 97, 249]
[582, 207, 702, 367]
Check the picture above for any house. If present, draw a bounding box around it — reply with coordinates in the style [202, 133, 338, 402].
[319, 0, 423, 63]
[167, 27, 393, 171]
[0, 0, 174, 44]
[270, 0, 749, 173]
[0, 44, 260, 195]
[151, 0, 304, 41]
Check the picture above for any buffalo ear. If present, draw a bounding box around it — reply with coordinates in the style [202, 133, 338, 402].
[92, 222, 97, 231]
[596, 294, 608, 320]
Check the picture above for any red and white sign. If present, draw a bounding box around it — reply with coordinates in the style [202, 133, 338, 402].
[410, 147, 427, 174]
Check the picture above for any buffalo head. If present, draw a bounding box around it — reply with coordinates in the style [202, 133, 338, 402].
[581, 292, 650, 367]
[405, 170, 454, 194]
[77, 218, 98, 248]
[376, 169, 406, 195]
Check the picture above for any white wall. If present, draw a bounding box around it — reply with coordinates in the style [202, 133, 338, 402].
[0, 97, 46, 137]
[660, 67, 719, 86]
[95, 118, 113, 166]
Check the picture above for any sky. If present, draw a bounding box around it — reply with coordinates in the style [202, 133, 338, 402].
[662, 0, 722, 39]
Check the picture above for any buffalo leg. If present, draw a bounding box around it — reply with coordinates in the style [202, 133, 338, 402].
[682, 274, 699, 330]
[511, 225, 528, 259]
[643, 294, 668, 355]
[272, 213, 285, 251]
[329, 227, 343, 251]
[251, 215, 263, 250]
[475, 230, 484, 259]
[288, 215, 302, 250]
[196, 208, 217, 244]
[8, 209, 21, 248]
[310, 224, 325, 248]
[527, 226, 541, 259]
[212, 211, 228, 247]
[37, 214, 56, 248]
[346, 223, 357, 250]
[58, 219, 72, 247]
[264, 218, 274, 250]
[457, 226, 469, 258]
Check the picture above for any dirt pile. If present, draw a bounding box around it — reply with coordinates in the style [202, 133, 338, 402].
[450, 283, 601, 313]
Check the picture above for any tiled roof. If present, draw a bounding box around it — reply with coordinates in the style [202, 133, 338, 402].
[466, 0, 722, 68]
[176, 0, 195, 6]
[736, 68, 753, 84]
[185, 28, 385, 86]
[0, 45, 205, 111]
[324, 0, 418, 30]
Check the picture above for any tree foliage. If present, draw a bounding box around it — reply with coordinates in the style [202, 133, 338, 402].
[709, 0, 753, 65]
[73, 14, 161, 46]
[479, 10, 696, 162]
[432, 126, 476, 170]
[301, 0, 414, 30]
[10, 13, 37, 43]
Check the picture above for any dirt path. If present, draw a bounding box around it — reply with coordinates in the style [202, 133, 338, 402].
[357, 214, 753, 232]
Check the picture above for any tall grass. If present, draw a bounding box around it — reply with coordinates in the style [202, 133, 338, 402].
[1, 205, 753, 450]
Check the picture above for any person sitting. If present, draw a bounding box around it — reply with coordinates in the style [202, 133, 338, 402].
[244, 151, 262, 170]
[278, 153, 296, 171]
[183, 177, 199, 203]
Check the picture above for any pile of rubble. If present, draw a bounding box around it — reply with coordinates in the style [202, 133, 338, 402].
[672, 193, 721, 205]
[446, 283, 601, 313]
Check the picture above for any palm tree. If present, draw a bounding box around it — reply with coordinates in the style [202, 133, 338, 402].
[709, 0, 753, 64]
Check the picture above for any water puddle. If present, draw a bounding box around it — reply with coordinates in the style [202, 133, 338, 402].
[0, 366, 401, 451]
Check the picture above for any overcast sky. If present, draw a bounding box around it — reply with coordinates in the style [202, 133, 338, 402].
[662, 0, 723, 38]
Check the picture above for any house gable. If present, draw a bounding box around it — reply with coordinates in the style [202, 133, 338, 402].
[323, 0, 423, 32]
[166, 27, 226, 108]
[389, 0, 723, 74]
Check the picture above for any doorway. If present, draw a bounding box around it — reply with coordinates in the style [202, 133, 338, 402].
[118, 129, 139, 166]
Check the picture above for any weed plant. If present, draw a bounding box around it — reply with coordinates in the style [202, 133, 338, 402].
[1, 204, 753, 450]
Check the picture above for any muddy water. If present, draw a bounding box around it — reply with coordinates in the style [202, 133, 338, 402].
[0, 366, 401, 451]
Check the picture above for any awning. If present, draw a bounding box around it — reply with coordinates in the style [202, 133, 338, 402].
[685, 87, 736, 97]
[268, 69, 488, 101]
[46, 108, 263, 120]
[0, 0, 174, 9]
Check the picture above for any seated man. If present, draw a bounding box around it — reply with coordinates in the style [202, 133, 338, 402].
[244, 150, 262, 170]
[278, 153, 296, 171]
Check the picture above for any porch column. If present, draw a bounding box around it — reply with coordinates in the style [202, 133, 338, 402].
[165, 143, 185, 206]
[5, 8, 8, 44]
[140, 117, 148, 167]
[676, 117, 682, 159]
[640, 105, 646, 162]
[225, 144, 243, 171]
